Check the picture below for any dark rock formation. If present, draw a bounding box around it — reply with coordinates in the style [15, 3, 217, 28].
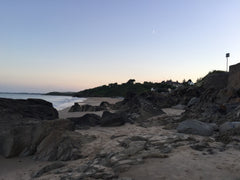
[202, 71, 229, 90]
[177, 119, 215, 136]
[69, 103, 106, 112]
[32, 162, 66, 178]
[187, 97, 200, 107]
[228, 63, 240, 90]
[100, 101, 111, 109]
[68, 114, 101, 129]
[0, 98, 64, 158]
[114, 92, 167, 121]
[101, 111, 127, 127]
[0, 98, 58, 125]
[0, 119, 74, 158]
[34, 130, 96, 161]
[68, 102, 81, 112]
[219, 122, 240, 133]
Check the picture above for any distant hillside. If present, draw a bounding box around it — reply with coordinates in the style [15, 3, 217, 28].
[46, 92, 76, 96]
[74, 79, 183, 97]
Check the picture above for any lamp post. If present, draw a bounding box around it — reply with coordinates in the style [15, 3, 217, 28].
[226, 53, 230, 72]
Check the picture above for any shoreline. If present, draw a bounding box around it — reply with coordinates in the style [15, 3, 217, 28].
[58, 97, 123, 119]
[1, 95, 240, 179]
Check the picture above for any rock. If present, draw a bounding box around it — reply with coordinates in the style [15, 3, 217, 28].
[101, 111, 127, 127]
[187, 97, 200, 107]
[34, 131, 96, 161]
[234, 105, 240, 118]
[68, 102, 81, 112]
[219, 122, 240, 133]
[170, 86, 202, 105]
[0, 98, 58, 124]
[100, 101, 111, 109]
[171, 104, 186, 110]
[115, 91, 168, 120]
[122, 141, 146, 156]
[0, 98, 60, 158]
[69, 103, 105, 112]
[177, 119, 215, 136]
[190, 142, 209, 151]
[0, 124, 36, 158]
[68, 114, 101, 129]
[0, 119, 74, 158]
[202, 71, 228, 90]
[216, 87, 238, 103]
[228, 63, 240, 90]
[115, 177, 133, 180]
[33, 162, 65, 178]
[139, 151, 169, 159]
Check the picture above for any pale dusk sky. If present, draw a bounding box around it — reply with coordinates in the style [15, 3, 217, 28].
[0, 0, 240, 92]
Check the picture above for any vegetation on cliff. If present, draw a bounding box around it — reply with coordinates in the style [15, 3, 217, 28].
[46, 79, 194, 98]
[74, 79, 187, 97]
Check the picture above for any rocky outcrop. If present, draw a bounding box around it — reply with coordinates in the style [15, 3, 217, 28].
[187, 97, 200, 107]
[0, 98, 63, 158]
[0, 98, 58, 125]
[170, 86, 202, 105]
[69, 103, 106, 112]
[228, 63, 240, 90]
[177, 119, 216, 136]
[202, 71, 229, 90]
[32, 162, 66, 178]
[101, 111, 128, 127]
[0, 119, 74, 158]
[115, 92, 167, 121]
[100, 101, 111, 109]
[219, 122, 240, 133]
[34, 130, 96, 161]
[68, 114, 101, 129]
[31, 128, 205, 180]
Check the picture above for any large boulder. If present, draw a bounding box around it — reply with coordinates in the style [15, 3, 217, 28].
[100, 101, 111, 109]
[115, 91, 167, 120]
[170, 86, 202, 105]
[101, 111, 127, 127]
[0, 119, 74, 158]
[0, 98, 58, 125]
[34, 130, 96, 161]
[69, 103, 105, 112]
[219, 122, 240, 133]
[68, 102, 81, 112]
[187, 97, 200, 107]
[177, 119, 215, 136]
[68, 114, 101, 129]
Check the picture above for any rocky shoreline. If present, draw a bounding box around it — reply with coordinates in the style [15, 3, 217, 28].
[1, 63, 240, 180]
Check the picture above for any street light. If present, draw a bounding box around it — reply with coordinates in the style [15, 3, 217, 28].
[226, 53, 230, 72]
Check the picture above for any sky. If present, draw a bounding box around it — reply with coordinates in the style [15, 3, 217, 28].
[0, 0, 240, 93]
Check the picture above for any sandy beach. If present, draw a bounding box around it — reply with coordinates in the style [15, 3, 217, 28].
[1, 97, 240, 180]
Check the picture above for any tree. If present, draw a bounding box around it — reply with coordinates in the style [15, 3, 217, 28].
[126, 79, 136, 84]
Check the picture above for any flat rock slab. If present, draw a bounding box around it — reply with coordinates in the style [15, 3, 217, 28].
[177, 119, 214, 136]
[219, 122, 240, 133]
[162, 108, 185, 116]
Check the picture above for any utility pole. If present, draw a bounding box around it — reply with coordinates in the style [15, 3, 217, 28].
[226, 53, 230, 72]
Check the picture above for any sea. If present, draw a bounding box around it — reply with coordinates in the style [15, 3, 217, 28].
[0, 93, 85, 110]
